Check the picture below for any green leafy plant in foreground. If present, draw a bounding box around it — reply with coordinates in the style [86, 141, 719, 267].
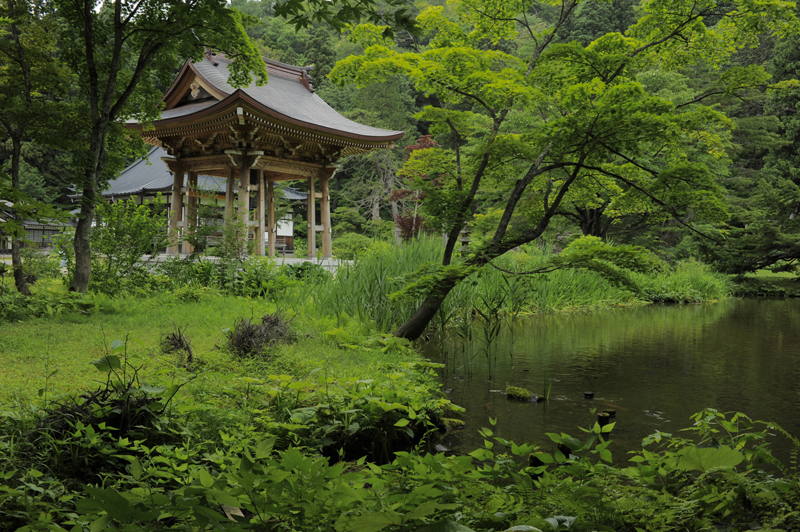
[3, 406, 800, 531]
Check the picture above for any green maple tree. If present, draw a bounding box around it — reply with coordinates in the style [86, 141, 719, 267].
[330, 0, 799, 339]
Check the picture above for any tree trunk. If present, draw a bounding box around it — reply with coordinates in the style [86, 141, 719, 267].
[394, 153, 585, 340]
[578, 207, 609, 239]
[371, 195, 380, 221]
[69, 116, 111, 293]
[394, 294, 448, 340]
[11, 240, 31, 296]
[70, 194, 95, 292]
[391, 199, 401, 244]
[69, 133, 105, 293]
[8, 133, 30, 295]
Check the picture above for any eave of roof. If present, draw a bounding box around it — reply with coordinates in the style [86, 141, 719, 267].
[98, 146, 309, 200]
[132, 55, 404, 144]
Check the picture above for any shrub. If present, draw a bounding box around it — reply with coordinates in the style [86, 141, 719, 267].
[0, 291, 100, 322]
[293, 237, 307, 258]
[333, 232, 373, 260]
[636, 259, 732, 303]
[20, 245, 61, 280]
[170, 282, 216, 303]
[282, 261, 331, 282]
[90, 197, 169, 289]
[231, 256, 280, 297]
[225, 313, 295, 358]
[50, 227, 75, 281]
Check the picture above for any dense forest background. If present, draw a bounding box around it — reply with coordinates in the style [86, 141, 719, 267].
[2, 0, 800, 276]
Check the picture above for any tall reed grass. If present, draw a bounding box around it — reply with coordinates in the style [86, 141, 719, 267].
[634, 259, 733, 303]
[272, 238, 731, 339]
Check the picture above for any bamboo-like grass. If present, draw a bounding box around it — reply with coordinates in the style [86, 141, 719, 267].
[287, 238, 732, 338]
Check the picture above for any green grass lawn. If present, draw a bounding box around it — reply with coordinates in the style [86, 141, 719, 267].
[0, 285, 420, 407]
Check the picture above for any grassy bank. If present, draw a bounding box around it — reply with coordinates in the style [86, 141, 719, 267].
[319, 238, 732, 333]
[732, 269, 800, 298]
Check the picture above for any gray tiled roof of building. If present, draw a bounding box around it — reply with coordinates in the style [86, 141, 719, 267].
[103, 146, 307, 200]
[157, 55, 405, 141]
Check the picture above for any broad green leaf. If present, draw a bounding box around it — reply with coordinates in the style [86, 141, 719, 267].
[417, 521, 478, 532]
[83, 486, 133, 521]
[140, 385, 166, 394]
[198, 469, 215, 488]
[90, 355, 121, 373]
[403, 502, 440, 522]
[346, 511, 402, 532]
[204, 488, 241, 507]
[675, 445, 744, 472]
[89, 514, 113, 532]
[129, 458, 143, 481]
[256, 438, 275, 459]
[532, 452, 554, 464]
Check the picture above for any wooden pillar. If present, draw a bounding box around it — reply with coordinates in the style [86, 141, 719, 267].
[167, 165, 184, 255]
[238, 166, 249, 224]
[267, 180, 276, 258]
[224, 166, 235, 220]
[320, 174, 332, 259]
[256, 170, 265, 256]
[307, 176, 316, 258]
[238, 163, 250, 253]
[185, 171, 198, 254]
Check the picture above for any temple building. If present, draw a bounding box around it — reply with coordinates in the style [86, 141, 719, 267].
[102, 146, 306, 253]
[125, 51, 403, 257]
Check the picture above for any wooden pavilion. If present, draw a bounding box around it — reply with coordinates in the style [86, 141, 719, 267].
[126, 51, 404, 257]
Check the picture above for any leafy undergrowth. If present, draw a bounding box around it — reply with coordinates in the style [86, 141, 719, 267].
[1, 298, 799, 531]
[2, 399, 799, 531]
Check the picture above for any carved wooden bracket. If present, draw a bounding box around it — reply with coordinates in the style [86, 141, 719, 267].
[224, 150, 264, 169]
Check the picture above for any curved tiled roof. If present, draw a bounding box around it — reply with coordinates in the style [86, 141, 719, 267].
[156, 54, 404, 142]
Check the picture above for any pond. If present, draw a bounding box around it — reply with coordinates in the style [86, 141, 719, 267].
[426, 299, 800, 463]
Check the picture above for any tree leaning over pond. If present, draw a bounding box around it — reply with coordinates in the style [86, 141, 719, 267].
[57, 0, 267, 293]
[331, 0, 800, 340]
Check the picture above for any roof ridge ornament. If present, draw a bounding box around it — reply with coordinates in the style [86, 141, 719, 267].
[300, 67, 314, 93]
[204, 49, 219, 66]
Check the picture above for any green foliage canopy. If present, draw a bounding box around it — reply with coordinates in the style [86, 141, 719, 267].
[330, 0, 799, 339]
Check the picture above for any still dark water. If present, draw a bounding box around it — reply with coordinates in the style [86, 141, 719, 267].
[426, 299, 800, 462]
